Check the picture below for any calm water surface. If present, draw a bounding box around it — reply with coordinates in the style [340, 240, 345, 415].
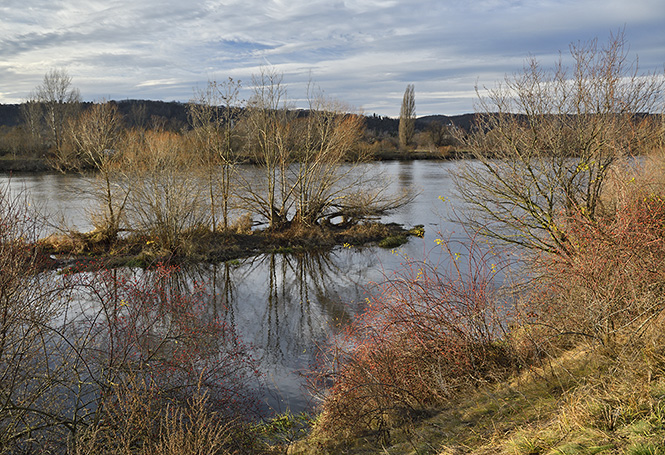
[2, 161, 469, 414]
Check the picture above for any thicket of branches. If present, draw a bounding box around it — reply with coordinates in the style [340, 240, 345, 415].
[24, 70, 412, 253]
[455, 31, 665, 255]
[0, 185, 263, 452]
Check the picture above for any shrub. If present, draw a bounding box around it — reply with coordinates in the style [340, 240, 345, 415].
[125, 130, 209, 252]
[0, 246, 263, 452]
[0, 184, 68, 450]
[311, 233, 515, 443]
[524, 186, 665, 353]
[61, 263, 263, 424]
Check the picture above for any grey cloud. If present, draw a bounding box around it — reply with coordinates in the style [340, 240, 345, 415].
[1, 0, 663, 115]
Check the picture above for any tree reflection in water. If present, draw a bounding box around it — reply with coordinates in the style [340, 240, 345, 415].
[171, 248, 379, 413]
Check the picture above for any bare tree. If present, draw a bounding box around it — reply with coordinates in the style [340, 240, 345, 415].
[241, 68, 294, 230]
[455, 31, 665, 255]
[289, 85, 411, 227]
[426, 120, 455, 149]
[19, 98, 43, 147]
[240, 71, 411, 230]
[32, 69, 81, 164]
[188, 78, 243, 231]
[69, 101, 129, 241]
[399, 84, 415, 150]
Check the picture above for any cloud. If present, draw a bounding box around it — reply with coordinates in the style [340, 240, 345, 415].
[0, 0, 663, 115]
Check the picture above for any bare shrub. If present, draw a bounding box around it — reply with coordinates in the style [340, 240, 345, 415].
[0, 260, 263, 453]
[456, 31, 665, 255]
[311, 233, 514, 443]
[229, 212, 253, 234]
[0, 184, 69, 451]
[60, 263, 262, 425]
[522, 182, 665, 354]
[125, 130, 209, 251]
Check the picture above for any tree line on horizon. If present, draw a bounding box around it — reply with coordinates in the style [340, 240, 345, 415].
[0, 84, 464, 171]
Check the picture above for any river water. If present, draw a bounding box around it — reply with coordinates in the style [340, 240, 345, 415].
[2, 160, 471, 414]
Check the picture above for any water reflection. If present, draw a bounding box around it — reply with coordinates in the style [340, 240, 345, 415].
[3, 161, 471, 414]
[169, 249, 377, 413]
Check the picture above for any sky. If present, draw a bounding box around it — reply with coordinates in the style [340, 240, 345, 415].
[0, 0, 664, 117]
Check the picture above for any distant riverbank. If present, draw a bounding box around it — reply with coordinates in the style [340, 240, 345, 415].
[0, 148, 461, 174]
[0, 156, 51, 172]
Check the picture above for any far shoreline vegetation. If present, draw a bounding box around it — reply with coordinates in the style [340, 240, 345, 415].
[0, 98, 469, 174]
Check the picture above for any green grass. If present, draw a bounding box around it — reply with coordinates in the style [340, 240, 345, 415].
[378, 234, 409, 248]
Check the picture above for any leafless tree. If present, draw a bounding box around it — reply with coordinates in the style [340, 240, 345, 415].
[69, 101, 129, 241]
[31, 69, 81, 164]
[19, 99, 43, 147]
[290, 85, 367, 226]
[241, 68, 294, 230]
[240, 71, 411, 230]
[455, 31, 665, 255]
[188, 78, 243, 231]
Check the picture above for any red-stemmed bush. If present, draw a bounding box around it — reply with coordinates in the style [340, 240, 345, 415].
[0, 259, 264, 453]
[0, 183, 70, 451]
[60, 263, 262, 426]
[525, 186, 665, 352]
[311, 233, 516, 442]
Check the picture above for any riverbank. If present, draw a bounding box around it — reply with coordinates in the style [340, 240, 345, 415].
[286, 342, 665, 454]
[0, 156, 52, 172]
[0, 148, 458, 174]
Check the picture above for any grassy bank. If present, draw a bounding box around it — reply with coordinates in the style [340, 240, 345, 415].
[290, 343, 665, 454]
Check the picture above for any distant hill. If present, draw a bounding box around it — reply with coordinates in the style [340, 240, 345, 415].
[360, 113, 477, 135]
[113, 99, 189, 130]
[417, 114, 477, 131]
[0, 100, 477, 134]
[0, 104, 22, 127]
[0, 100, 191, 131]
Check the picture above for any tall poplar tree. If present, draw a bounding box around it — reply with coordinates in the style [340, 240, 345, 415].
[399, 84, 415, 150]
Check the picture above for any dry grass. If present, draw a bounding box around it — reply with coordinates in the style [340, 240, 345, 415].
[72, 378, 259, 455]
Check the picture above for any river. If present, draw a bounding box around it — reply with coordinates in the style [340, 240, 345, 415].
[2, 160, 470, 415]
